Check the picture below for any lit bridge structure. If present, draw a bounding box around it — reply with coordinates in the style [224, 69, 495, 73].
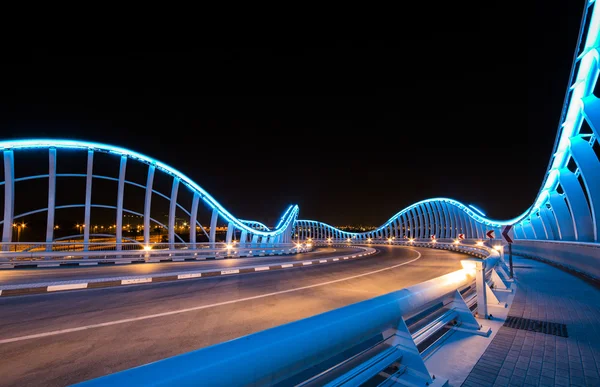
[297, 1, 600, 279]
[1, 1, 600, 277]
[3, 3, 600, 387]
[0, 139, 300, 260]
[2, 0, 600, 270]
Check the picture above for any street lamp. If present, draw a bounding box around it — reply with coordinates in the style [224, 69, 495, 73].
[13, 222, 26, 242]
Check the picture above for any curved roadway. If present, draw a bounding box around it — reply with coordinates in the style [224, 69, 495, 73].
[0, 247, 357, 286]
[0, 245, 468, 386]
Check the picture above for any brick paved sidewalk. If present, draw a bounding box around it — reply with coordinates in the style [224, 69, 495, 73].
[461, 255, 600, 387]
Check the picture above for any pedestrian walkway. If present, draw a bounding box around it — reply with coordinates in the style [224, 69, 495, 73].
[461, 255, 600, 387]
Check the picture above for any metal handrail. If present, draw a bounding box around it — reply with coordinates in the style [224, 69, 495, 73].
[0, 242, 311, 261]
[74, 259, 489, 387]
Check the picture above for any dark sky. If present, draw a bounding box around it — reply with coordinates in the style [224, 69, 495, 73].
[0, 2, 588, 226]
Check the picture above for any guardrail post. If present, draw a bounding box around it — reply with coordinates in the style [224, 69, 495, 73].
[393, 319, 434, 384]
[475, 260, 488, 319]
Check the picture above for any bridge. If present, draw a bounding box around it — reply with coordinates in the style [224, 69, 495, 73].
[1, 3, 600, 387]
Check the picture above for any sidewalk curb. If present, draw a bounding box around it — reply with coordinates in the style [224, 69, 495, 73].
[0, 247, 378, 297]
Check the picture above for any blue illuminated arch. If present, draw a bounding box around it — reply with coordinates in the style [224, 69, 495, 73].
[0, 139, 298, 240]
[297, 198, 528, 241]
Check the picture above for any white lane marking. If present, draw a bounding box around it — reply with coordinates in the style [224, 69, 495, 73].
[281, 264, 293, 268]
[116, 261, 132, 265]
[343, 257, 349, 260]
[177, 273, 202, 279]
[47, 283, 88, 292]
[319, 260, 327, 263]
[254, 267, 270, 271]
[121, 278, 151, 285]
[0, 290, 2, 296]
[221, 269, 239, 275]
[78, 262, 98, 266]
[0, 250, 422, 344]
[333, 258, 339, 261]
[37, 264, 60, 268]
[302, 262, 312, 265]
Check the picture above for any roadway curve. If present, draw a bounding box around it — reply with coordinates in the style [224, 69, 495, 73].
[0, 245, 467, 387]
[0, 247, 356, 287]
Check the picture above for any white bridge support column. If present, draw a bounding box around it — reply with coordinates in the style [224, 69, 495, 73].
[239, 230, 248, 247]
[2, 150, 14, 251]
[115, 156, 127, 251]
[168, 177, 180, 249]
[225, 222, 234, 244]
[423, 203, 431, 238]
[83, 150, 93, 252]
[570, 135, 600, 242]
[549, 193, 575, 240]
[189, 193, 199, 249]
[209, 208, 218, 247]
[540, 207, 557, 239]
[531, 215, 547, 240]
[417, 205, 425, 239]
[435, 201, 444, 238]
[408, 209, 415, 239]
[559, 168, 594, 241]
[45, 148, 57, 253]
[143, 164, 155, 246]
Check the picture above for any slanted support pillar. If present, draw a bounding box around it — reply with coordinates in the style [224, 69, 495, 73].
[143, 164, 155, 246]
[225, 222, 234, 244]
[239, 230, 248, 247]
[209, 208, 218, 247]
[83, 150, 93, 252]
[46, 148, 57, 252]
[168, 177, 180, 249]
[2, 150, 14, 252]
[115, 156, 127, 251]
[189, 193, 199, 249]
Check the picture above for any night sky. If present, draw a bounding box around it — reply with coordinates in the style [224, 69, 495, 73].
[0, 3, 588, 227]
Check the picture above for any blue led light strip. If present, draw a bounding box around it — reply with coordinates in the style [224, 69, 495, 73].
[0, 139, 297, 237]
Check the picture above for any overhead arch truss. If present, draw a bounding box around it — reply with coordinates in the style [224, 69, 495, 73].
[0, 139, 297, 251]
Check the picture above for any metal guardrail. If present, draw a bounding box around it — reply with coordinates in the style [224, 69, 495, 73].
[313, 238, 496, 259]
[510, 239, 600, 281]
[0, 242, 314, 262]
[75, 250, 506, 386]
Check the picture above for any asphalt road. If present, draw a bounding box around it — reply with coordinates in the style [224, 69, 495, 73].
[0, 245, 467, 386]
[0, 247, 355, 286]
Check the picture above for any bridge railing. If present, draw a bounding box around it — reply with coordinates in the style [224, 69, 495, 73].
[76, 252, 511, 386]
[312, 238, 496, 259]
[510, 239, 600, 281]
[0, 241, 313, 262]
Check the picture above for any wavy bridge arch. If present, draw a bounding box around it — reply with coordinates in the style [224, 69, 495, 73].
[299, 3, 600, 245]
[2, 5, 599, 251]
[0, 139, 298, 251]
[297, 198, 527, 242]
[509, 1, 600, 243]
